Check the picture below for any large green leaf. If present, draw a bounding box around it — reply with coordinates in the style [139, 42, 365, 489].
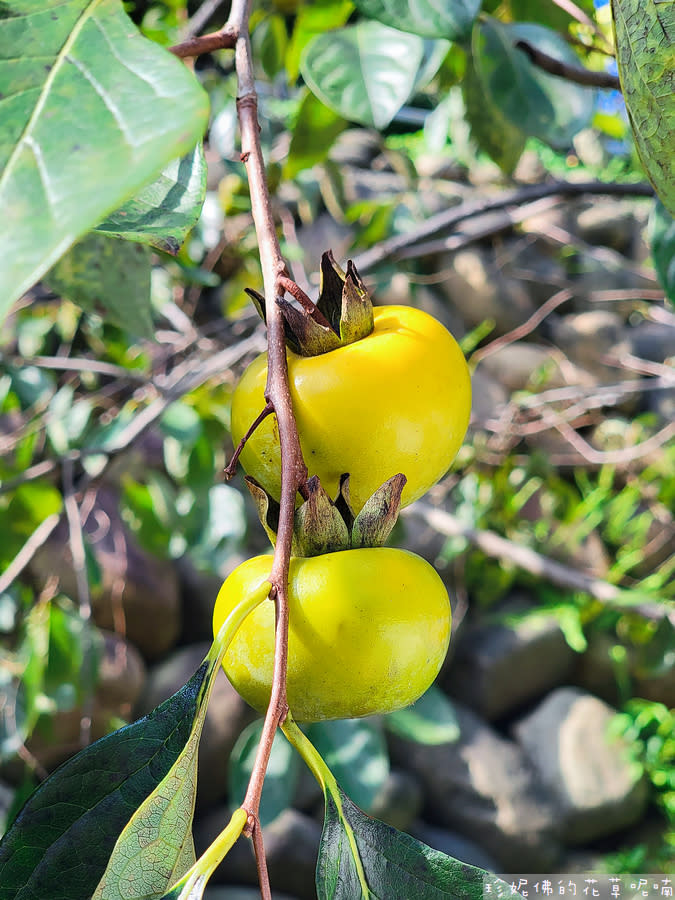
[301, 22, 432, 129]
[317, 786, 499, 899]
[285, 90, 347, 178]
[473, 18, 595, 150]
[0, 663, 208, 900]
[44, 233, 153, 338]
[0, 0, 209, 323]
[94, 144, 207, 255]
[462, 49, 526, 174]
[353, 0, 480, 41]
[612, 0, 675, 215]
[649, 198, 675, 306]
[307, 719, 389, 813]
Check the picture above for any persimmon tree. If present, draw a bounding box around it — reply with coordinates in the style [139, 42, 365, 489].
[0, 0, 673, 897]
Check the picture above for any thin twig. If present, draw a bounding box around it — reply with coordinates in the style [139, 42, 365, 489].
[407, 503, 673, 623]
[352, 180, 654, 273]
[62, 459, 94, 749]
[515, 40, 621, 89]
[180, 0, 229, 40]
[0, 513, 61, 595]
[250, 817, 272, 900]
[553, 0, 613, 51]
[224, 400, 273, 479]
[231, 0, 308, 888]
[169, 23, 237, 58]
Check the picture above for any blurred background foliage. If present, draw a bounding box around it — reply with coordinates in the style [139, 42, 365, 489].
[1, 0, 673, 878]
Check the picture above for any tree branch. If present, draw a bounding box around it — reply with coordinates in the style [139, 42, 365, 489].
[352, 180, 653, 272]
[229, 0, 308, 875]
[515, 40, 621, 89]
[169, 23, 237, 58]
[406, 503, 674, 624]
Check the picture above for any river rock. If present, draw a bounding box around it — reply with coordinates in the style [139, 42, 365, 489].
[512, 687, 649, 844]
[575, 201, 638, 255]
[550, 311, 629, 381]
[136, 643, 257, 810]
[625, 321, 675, 364]
[388, 701, 562, 869]
[368, 768, 424, 833]
[439, 247, 536, 335]
[478, 343, 596, 394]
[28, 486, 181, 660]
[198, 807, 321, 900]
[442, 604, 576, 720]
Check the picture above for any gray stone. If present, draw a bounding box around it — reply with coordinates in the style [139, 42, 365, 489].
[468, 368, 509, 426]
[0, 781, 14, 835]
[412, 821, 500, 871]
[478, 343, 596, 394]
[205, 889, 300, 900]
[442, 605, 577, 720]
[626, 321, 675, 364]
[368, 769, 424, 833]
[512, 687, 649, 844]
[439, 247, 536, 335]
[388, 701, 562, 869]
[28, 486, 181, 660]
[198, 807, 320, 900]
[575, 201, 637, 255]
[329, 128, 381, 168]
[550, 311, 628, 381]
[137, 643, 257, 810]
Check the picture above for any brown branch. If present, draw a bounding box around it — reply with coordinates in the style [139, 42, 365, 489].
[515, 40, 621, 89]
[352, 180, 653, 273]
[407, 503, 674, 624]
[224, 400, 273, 479]
[169, 23, 237, 58]
[230, 0, 308, 884]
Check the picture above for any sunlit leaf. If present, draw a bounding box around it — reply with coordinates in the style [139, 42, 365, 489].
[0, 0, 209, 322]
[612, 0, 675, 215]
[301, 22, 430, 129]
[353, 0, 480, 41]
[94, 144, 207, 255]
[285, 90, 347, 178]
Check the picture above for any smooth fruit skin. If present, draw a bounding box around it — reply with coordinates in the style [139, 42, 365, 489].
[213, 548, 451, 722]
[231, 305, 471, 512]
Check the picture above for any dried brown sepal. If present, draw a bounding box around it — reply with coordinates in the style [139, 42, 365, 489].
[292, 476, 351, 557]
[334, 473, 355, 533]
[339, 260, 374, 344]
[277, 298, 342, 357]
[351, 473, 407, 549]
[245, 476, 281, 548]
[245, 251, 374, 357]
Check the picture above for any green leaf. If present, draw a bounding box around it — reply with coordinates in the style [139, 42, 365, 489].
[462, 49, 526, 173]
[285, 89, 347, 179]
[301, 22, 429, 129]
[0, 0, 209, 323]
[228, 721, 300, 828]
[94, 144, 208, 255]
[252, 13, 288, 80]
[0, 663, 209, 900]
[612, 0, 675, 215]
[307, 719, 390, 813]
[649, 198, 675, 306]
[286, 0, 355, 84]
[353, 0, 480, 41]
[384, 685, 460, 745]
[473, 18, 595, 150]
[44, 233, 153, 338]
[317, 786, 500, 899]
